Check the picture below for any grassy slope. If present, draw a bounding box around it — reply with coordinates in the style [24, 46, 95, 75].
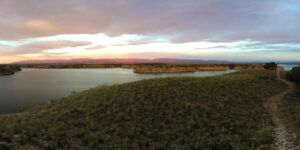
[0, 70, 287, 149]
[279, 86, 300, 126]
[280, 70, 300, 126]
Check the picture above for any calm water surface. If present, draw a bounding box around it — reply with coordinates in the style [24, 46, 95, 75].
[0, 68, 236, 114]
[278, 64, 299, 71]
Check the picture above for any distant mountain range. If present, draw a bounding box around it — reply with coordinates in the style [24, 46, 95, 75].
[13, 58, 234, 65]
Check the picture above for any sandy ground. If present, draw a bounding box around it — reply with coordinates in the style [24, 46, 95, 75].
[264, 74, 300, 150]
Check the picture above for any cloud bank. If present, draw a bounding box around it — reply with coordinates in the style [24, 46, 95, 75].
[1, 0, 299, 43]
[0, 0, 299, 63]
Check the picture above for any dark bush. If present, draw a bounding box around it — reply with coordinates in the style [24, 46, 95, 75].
[287, 66, 300, 84]
[264, 62, 278, 70]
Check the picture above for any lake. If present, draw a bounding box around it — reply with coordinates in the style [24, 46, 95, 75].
[0, 68, 236, 114]
[278, 64, 299, 71]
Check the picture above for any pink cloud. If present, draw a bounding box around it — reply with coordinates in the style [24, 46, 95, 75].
[0, 0, 299, 43]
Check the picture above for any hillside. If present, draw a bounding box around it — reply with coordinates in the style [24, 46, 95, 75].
[281, 67, 300, 126]
[0, 70, 287, 149]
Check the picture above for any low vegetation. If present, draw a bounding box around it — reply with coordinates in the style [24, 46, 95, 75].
[279, 88, 300, 126]
[0, 65, 21, 76]
[287, 66, 300, 84]
[133, 64, 269, 74]
[0, 70, 287, 149]
[280, 66, 300, 126]
[264, 62, 278, 71]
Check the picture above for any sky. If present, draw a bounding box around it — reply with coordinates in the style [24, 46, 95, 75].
[0, 0, 300, 63]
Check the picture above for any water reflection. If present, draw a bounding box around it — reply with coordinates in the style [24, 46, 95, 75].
[0, 68, 235, 113]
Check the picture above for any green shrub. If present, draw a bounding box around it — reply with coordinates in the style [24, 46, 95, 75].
[0, 144, 10, 150]
[254, 127, 274, 145]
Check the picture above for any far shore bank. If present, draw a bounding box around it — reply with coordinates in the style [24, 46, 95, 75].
[0, 65, 22, 76]
[19, 63, 284, 74]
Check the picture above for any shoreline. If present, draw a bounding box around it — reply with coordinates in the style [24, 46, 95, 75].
[0, 65, 22, 76]
[19, 64, 284, 74]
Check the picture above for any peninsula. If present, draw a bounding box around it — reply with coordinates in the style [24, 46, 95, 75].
[0, 65, 22, 76]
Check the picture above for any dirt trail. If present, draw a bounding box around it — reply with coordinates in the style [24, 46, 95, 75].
[264, 73, 300, 150]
